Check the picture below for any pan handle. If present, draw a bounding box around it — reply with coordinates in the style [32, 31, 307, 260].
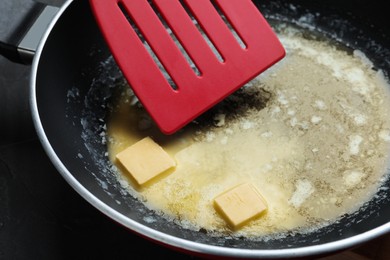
[0, 0, 60, 64]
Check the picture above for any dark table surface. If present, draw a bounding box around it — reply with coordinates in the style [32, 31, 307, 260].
[1, 1, 390, 260]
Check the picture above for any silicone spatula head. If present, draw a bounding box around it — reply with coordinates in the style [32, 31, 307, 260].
[90, 0, 285, 134]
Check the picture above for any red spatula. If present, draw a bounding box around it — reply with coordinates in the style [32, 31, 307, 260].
[89, 0, 285, 134]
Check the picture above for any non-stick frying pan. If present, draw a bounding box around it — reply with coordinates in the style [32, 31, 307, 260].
[1, 0, 390, 258]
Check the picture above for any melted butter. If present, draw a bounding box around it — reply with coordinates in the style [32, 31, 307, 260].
[106, 24, 390, 238]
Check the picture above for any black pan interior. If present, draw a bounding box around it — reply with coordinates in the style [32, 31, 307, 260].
[34, 0, 390, 252]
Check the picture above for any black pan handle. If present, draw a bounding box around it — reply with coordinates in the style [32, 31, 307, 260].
[0, 0, 61, 64]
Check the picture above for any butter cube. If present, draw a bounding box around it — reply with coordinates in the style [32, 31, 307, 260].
[213, 183, 267, 229]
[116, 137, 176, 186]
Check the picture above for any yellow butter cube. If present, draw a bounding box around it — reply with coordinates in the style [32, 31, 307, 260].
[116, 137, 176, 186]
[214, 183, 267, 229]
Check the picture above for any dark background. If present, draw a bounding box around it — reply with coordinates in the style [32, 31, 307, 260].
[1, 0, 390, 259]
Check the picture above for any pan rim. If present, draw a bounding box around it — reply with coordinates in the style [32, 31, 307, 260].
[29, 0, 390, 258]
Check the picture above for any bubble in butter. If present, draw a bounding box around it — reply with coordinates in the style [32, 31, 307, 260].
[106, 23, 390, 238]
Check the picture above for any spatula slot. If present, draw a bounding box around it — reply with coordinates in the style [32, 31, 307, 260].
[118, 1, 178, 90]
[179, 0, 224, 63]
[148, 1, 201, 76]
[210, 0, 247, 49]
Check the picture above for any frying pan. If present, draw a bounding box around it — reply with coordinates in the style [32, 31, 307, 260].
[1, 0, 390, 258]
